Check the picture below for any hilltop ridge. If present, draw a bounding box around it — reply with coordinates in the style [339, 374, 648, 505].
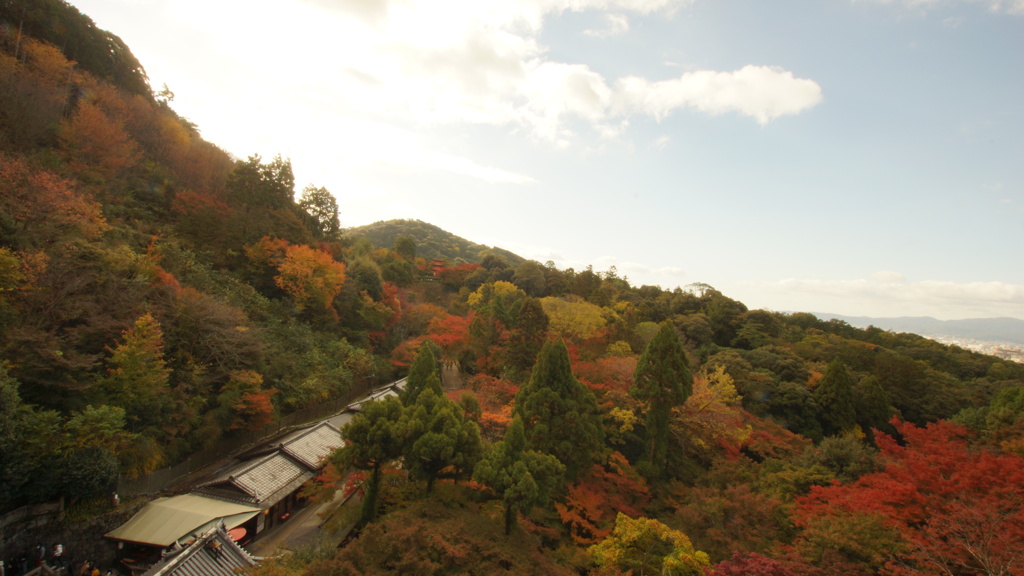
[344, 219, 526, 266]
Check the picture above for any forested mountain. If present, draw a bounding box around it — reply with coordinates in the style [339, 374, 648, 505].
[345, 218, 526, 267]
[3, 8, 1024, 575]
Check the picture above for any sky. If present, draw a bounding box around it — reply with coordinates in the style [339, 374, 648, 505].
[68, 0, 1024, 320]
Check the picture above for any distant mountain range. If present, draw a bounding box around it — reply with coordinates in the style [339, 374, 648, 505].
[812, 314, 1024, 347]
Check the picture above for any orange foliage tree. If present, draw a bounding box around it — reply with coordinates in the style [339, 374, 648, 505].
[556, 452, 651, 544]
[59, 101, 139, 183]
[0, 153, 107, 247]
[0, 38, 70, 146]
[217, 370, 277, 432]
[425, 313, 473, 361]
[573, 354, 637, 400]
[467, 373, 519, 440]
[274, 244, 346, 316]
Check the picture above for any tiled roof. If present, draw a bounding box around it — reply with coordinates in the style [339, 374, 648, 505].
[141, 524, 257, 576]
[195, 452, 309, 508]
[278, 422, 343, 469]
[345, 378, 406, 412]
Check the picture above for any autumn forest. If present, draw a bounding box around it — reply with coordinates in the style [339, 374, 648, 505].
[2, 2, 1024, 575]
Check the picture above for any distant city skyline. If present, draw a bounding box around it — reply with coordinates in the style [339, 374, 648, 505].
[70, 0, 1024, 320]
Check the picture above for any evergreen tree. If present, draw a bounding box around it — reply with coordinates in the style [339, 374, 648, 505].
[334, 396, 406, 526]
[401, 341, 443, 405]
[514, 338, 604, 479]
[506, 297, 550, 376]
[226, 153, 295, 209]
[854, 375, 894, 440]
[402, 389, 482, 492]
[631, 322, 692, 478]
[0, 369, 54, 511]
[473, 417, 564, 535]
[815, 358, 857, 437]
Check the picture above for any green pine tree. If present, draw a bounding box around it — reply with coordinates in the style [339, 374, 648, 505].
[473, 417, 564, 535]
[334, 396, 406, 526]
[506, 297, 550, 377]
[401, 340, 443, 405]
[514, 338, 604, 479]
[854, 375, 894, 439]
[402, 389, 481, 492]
[815, 358, 857, 436]
[631, 323, 692, 478]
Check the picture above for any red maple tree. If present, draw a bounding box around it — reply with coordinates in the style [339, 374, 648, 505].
[795, 418, 1024, 576]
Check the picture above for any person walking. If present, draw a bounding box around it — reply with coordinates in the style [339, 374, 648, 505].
[51, 543, 63, 572]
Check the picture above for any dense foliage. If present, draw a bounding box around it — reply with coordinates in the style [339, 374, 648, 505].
[4, 13, 1024, 575]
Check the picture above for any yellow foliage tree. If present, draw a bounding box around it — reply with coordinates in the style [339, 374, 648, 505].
[468, 280, 523, 308]
[540, 296, 607, 343]
[589, 513, 710, 576]
[671, 365, 751, 459]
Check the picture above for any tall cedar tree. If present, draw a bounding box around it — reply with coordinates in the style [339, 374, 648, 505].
[514, 338, 604, 479]
[506, 297, 550, 376]
[854, 375, 894, 440]
[334, 396, 406, 526]
[814, 358, 856, 437]
[401, 341, 444, 405]
[473, 417, 564, 535]
[632, 323, 692, 477]
[402, 389, 481, 492]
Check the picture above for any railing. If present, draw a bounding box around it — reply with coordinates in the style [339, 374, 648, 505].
[117, 381, 374, 497]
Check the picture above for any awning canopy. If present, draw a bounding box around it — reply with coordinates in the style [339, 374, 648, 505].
[105, 494, 260, 547]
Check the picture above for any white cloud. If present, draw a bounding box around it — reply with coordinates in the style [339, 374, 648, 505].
[199, 0, 816, 135]
[615, 65, 824, 125]
[993, 0, 1024, 13]
[743, 277, 1024, 319]
[585, 13, 630, 37]
[857, 0, 1024, 15]
[142, 0, 822, 187]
